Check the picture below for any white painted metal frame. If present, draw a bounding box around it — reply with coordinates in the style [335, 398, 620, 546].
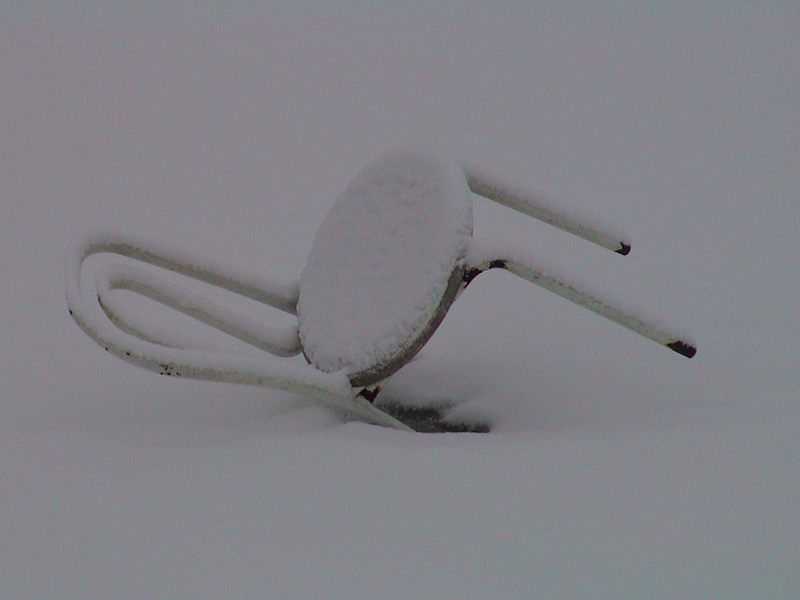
[65, 160, 696, 431]
[462, 170, 696, 358]
[65, 234, 413, 430]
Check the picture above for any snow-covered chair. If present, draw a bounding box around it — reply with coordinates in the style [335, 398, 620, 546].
[66, 146, 695, 431]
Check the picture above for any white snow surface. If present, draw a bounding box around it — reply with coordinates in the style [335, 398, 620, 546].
[3, 4, 800, 599]
[298, 146, 472, 375]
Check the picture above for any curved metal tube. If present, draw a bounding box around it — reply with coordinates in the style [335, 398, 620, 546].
[65, 232, 412, 430]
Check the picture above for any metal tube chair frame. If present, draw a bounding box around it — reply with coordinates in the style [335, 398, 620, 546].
[66, 147, 696, 432]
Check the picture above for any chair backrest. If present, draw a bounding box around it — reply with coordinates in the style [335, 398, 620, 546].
[297, 146, 473, 386]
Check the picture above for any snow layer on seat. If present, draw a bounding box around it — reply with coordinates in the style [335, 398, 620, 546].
[297, 146, 473, 376]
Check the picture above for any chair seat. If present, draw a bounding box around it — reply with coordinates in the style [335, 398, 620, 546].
[297, 146, 473, 384]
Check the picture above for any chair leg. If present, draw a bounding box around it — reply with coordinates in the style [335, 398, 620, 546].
[465, 239, 697, 358]
[463, 163, 630, 255]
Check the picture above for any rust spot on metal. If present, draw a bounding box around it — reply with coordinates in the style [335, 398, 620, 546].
[358, 387, 381, 404]
[462, 268, 482, 287]
[463, 260, 506, 288]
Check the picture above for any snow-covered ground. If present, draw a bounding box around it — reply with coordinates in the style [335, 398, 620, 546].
[2, 3, 798, 598]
